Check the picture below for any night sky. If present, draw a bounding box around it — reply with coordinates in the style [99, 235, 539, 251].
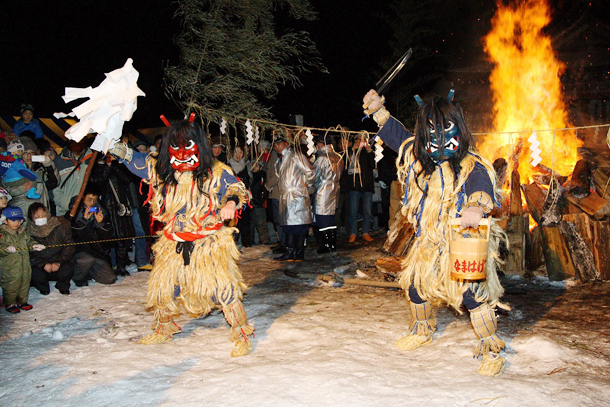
[2, 0, 608, 133]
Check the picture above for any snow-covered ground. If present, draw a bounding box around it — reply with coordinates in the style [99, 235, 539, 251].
[1, 238, 610, 407]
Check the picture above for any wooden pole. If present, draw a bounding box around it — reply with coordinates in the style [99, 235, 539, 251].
[68, 151, 98, 219]
[506, 168, 524, 275]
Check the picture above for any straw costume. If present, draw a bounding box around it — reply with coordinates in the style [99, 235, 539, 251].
[110, 119, 253, 357]
[363, 89, 509, 376]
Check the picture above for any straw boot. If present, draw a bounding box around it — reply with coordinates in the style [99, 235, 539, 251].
[395, 301, 436, 351]
[470, 303, 506, 376]
[140, 309, 182, 344]
[223, 301, 254, 357]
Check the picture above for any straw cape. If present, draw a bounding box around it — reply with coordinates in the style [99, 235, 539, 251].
[139, 156, 254, 355]
[395, 141, 509, 313]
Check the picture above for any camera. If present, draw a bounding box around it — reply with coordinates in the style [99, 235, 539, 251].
[88, 207, 100, 213]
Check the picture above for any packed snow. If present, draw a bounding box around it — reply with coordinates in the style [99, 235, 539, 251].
[1, 237, 610, 406]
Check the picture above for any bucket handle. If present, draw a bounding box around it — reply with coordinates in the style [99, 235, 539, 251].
[449, 217, 491, 242]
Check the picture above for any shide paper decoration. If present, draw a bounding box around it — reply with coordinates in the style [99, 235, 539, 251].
[528, 131, 542, 167]
[305, 128, 315, 156]
[54, 58, 145, 153]
[374, 137, 384, 163]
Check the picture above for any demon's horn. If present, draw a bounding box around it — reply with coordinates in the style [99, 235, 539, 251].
[447, 89, 455, 102]
[160, 115, 171, 127]
[414, 94, 424, 107]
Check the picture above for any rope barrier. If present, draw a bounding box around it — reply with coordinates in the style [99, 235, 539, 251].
[3, 234, 159, 252]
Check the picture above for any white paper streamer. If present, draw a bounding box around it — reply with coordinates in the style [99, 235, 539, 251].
[220, 118, 228, 135]
[374, 138, 384, 163]
[254, 125, 260, 145]
[305, 128, 315, 156]
[54, 58, 145, 153]
[528, 131, 542, 167]
[245, 120, 253, 145]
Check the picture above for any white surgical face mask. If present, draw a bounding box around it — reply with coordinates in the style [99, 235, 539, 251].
[34, 218, 48, 226]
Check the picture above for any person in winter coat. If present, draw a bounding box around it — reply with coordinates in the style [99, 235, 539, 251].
[54, 138, 95, 216]
[20, 134, 59, 212]
[229, 145, 253, 247]
[346, 133, 376, 243]
[273, 137, 315, 262]
[11, 104, 44, 139]
[312, 134, 343, 253]
[27, 203, 75, 295]
[0, 206, 45, 313]
[264, 146, 284, 252]
[67, 187, 117, 286]
[0, 139, 41, 216]
[250, 146, 271, 245]
[90, 156, 136, 276]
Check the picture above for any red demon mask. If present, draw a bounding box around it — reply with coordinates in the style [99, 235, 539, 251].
[169, 139, 200, 172]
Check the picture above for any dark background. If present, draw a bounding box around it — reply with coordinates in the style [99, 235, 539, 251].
[1, 0, 609, 134]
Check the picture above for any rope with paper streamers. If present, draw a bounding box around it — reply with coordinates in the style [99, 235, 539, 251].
[1, 234, 159, 253]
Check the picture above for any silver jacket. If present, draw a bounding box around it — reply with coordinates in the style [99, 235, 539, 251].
[275, 146, 315, 225]
[313, 144, 343, 216]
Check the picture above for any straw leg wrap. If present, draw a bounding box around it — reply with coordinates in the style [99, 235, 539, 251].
[470, 302, 506, 376]
[223, 300, 254, 357]
[140, 309, 182, 345]
[395, 301, 436, 351]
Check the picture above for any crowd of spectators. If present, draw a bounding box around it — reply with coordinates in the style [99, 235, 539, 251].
[0, 103, 398, 313]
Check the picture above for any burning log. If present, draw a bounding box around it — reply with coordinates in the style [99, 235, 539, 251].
[592, 168, 610, 199]
[590, 168, 610, 218]
[562, 213, 606, 281]
[522, 182, 576, 281]
[531, 164, 568, 186]
[564, 159, 592, 198]
[565, 191, 608, 218]
[525, 225, 545, 271]
[559, 220, 601, 283]
[578, 147, 610, 170]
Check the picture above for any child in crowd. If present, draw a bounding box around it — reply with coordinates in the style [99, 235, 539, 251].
[0, 187, 11, 219]
[11, 104, 44, 139]
[0, 206, 45, 313]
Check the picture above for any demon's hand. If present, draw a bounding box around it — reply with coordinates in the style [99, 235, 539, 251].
[108, 142, 133, 164]
[362, 89, 389, 127]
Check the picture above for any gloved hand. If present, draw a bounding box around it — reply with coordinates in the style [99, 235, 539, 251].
[26, 187, 41, 199]
[379, 180, 387, 189]
[460, 206, 485, 229]
[32, 244, 45, 251]
[362, 89, 390, 127]
[108, 142, 133, 163]
[7, 246, 17, 253]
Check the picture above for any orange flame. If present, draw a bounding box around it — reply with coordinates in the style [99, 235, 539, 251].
[479, 0, 582, 183]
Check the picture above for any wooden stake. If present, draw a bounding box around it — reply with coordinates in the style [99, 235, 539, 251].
[68, 151, 98, 219]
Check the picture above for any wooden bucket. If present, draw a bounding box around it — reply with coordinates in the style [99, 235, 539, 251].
[449, 218, 491, 281]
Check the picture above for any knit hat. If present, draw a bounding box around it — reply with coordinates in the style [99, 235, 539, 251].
[7, 140, 24, 153]
[20, 103, 34, 115]
[4, 206, 24, 221]
[0, 188, 12, 201]
[19, 137, 38, 153]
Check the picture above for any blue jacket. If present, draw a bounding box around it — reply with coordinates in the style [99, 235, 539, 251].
[12, 118, 44, 139]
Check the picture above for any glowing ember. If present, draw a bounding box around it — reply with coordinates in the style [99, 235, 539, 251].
[479, 0, 582, 183]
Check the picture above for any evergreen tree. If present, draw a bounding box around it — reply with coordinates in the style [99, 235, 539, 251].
[165, 0, 327, 123]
